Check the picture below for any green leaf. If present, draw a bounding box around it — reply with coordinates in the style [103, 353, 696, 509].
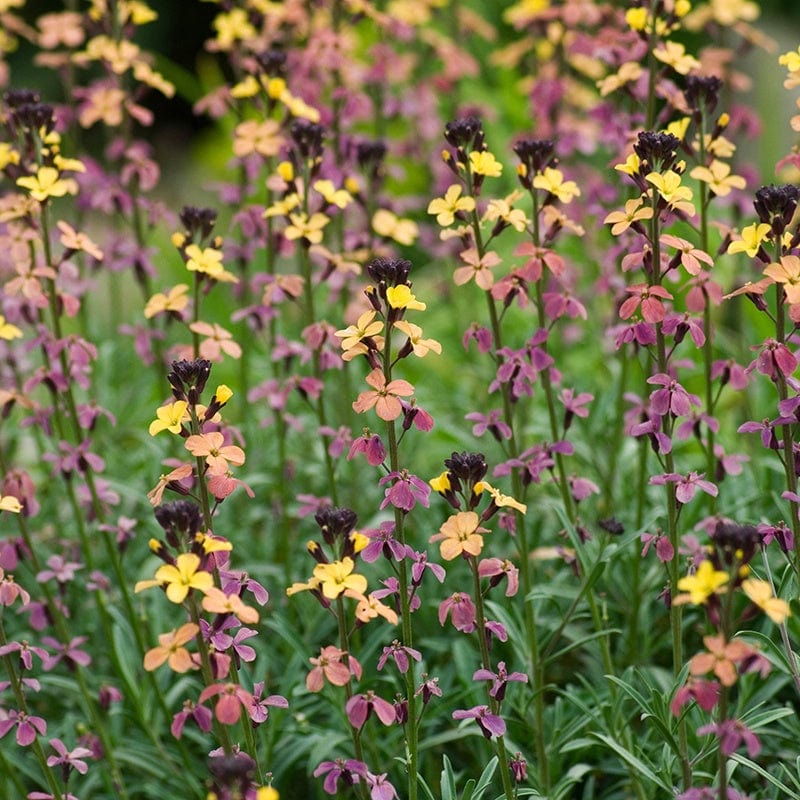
[590, 733, 672, 792]
[730, 754, 800, 798]
[441, 754, 457, 800]
[471, 756, 498, 800]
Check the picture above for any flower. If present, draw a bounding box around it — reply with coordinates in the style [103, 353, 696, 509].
[764, 256, 800, 304]
[469, 151, 503, 177]
[454, 248, 501, 290]
[452, 705, 506, 738]
[674, 560, 729, 605]
[532, 167, 580, 203]
[385, 284, 425, 310]
[144, 284, 189, 319]
[185, 431, 245, 475]
[148, 400, 188, 436]
[350, 591, 399, 625]
[16, 167, 78, 202]
[313, 180, 352, 209]
[619, 284, 673, 323]
[727, 223, 771, 257]
[394, 320, 442, 357]
[143, 622, 199, 673]
[741, 578, 790, 623]
[653, 41, 700, 75]
[189, 321, 243, 361]
[313, 758, 367, 795]
[604, 197, 653, 235]
[430, 511, 488, 560]
[475, 481, 527, 514]
[285, 212, 330, 244]
[372, 210, 418, 245]
[0, 495, 23, 513]
[346, 691, 396, 727]
[352, 369, 415, 421]
[689, 159, 746, 197]
[689, 635, 752, 686]
[46, 738, 93, 777]
[198, 682, 254, 725]
[472, 661, 528, 701]
[428, 184, 476, 226]
[202, 587, 260, 624]
[645, 171, 695, 215]
[313, 558, 367, 600]
[135, 553, 213, 603]
[306, 646, 352, 692]
[232, 119, 284, 158]
[334, 311, 384, 360]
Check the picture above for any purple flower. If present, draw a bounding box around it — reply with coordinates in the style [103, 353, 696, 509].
[377, 640, 422, 673]
[249, 682, 289, 725]
[697, 718, 760, 757]
[647, 373, 701, 417]
[0, 709, 47, 746]
[462, 324, 493, 353]
[415, 674, 442, 704]
[509, 753, 527, 783]
[649, 471, 718, 504]
[365, 771, 399, 800]
[738, 418, 781, 450]
[347, 432, 386, 466]
[41, 637, 92, 670]
[313, 758, 367, 795]
[558, 388, 593, 431]
[670, 678, 720, 716]
[452, 705, 506, 738]
[438, 593, 476, 632]
[36, 555, 83, 585]
[346, 691, 397, 728]
[478, 558, 519, 596]
[472, 661, 528, 701]
[640, 532, 674, 562]
[752, 337, 797, 379]
[46, 738, 93, 779]
[171, 700, 213, 739]
[0, 640, 49, 670]
[361, 521, 405, 563]
[465, 409, 512, 441]
[409, 550, 445, 585]
[379, 471, 430, 512]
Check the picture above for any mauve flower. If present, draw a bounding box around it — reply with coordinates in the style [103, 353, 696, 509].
[345, 691, 397, 728]
[465, 409, 512, 441]
[0, 709, 47, 745]
[248, 682, 288, 724]
[379, 471, 430, 512]
[452, 705, 506, 738]
[365, 771, 399, 800]
[347, 432, 386, 465]
[41, 636, 91, 670]
[670, 678, 720, 715]
[171, 700, 213, 739]
[478, 558, 519, 596]
[361, 521, 405, 563]
[649, 471, 718, 504]
[647, 373, 700, 417]
[198, 682, 254, 725]
[313, 758, 367, 795]
[46, 737, 92, 778]
[752, 338, 797, 379]
[472, 661, 528, 701]
[438, 593, 476, 632]
[377, 640, 421, 673]
[697, 718, 760, 757]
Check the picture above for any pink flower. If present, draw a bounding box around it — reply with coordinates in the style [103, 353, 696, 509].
[307, 646, 353, 692]
[185, 431, 246, 475]
[345, 691, 397, 728]
[452, 705, 506, 738]
[0, 709, 47, 745]
[438, 593, 476, 632]
[619, 283, 673, 323]
[198, 682, 254, 725]
[697, 719, 760, 757]
[352, 369, 415, 421]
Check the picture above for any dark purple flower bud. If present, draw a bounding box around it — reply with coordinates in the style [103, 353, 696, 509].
[684, 75, 723, 116]
[255, 48, 287, 76]
[167, 358, 212, 403]
[444, 115, 483, 150]
[754, 184, 800, 236]
[154, 500, 204, 545]
[314, 506, 358, 544]
[633, 130, 681, 172]
[179, 206, 217, 240]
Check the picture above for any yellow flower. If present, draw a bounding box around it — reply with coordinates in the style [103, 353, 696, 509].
[143, 622, 199, 673]
[742, 579, 790, 624]
[148, 400, 188, 436]
[533, 167, 580, 203]
[16, 167, 78, 202]
[386, 284, 426, 311]
[675, 560, 729, 605]
[427, 185, 476, 227]
[0, 143, 20, 170]
[665, 117, 691, 141]
[0, 495, 23, 513]
[394, 320, 442, 357]
[144, 284, 189, 319]
[484, 194, 528, 232]
[313, 180, 352, 209]
[475, 481, 527, 514]
[625, 6, 648, 30]
[429, 511, 488, 561]
[313, 558, 368, 600]
[780, 47, 800, 74]
[645, 170, 695, 215]
[429, 471, 451, 494]
[285, 212, 329, 244]
[653, 41, 701, 75]
[727, 223, 772, 257]
[214, 384, 233, 405]
[0, 315, 22, 341]
[603, 197, 653, 235]
[469, 150, 503, 177]
[134, 553, 213, 604]
[213, 7, 256, 49]
[256, 787, 279, 800]
[615, 152, 641, 176]
[334, 310, 384, 359]
[372, 210, 418, 245]
[185, 244, 223, 275]
[264, 193, 301, 218]
[689, 159, 746, 197]
[597, 61, 643, 97]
